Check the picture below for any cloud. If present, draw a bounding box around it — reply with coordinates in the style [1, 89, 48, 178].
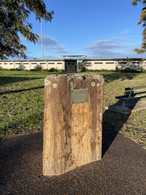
[20, 34, 69, 54]
[44, 45, 69, 53]
[20, 34, 57, 46]
[119, 28, 132, 35]
[8, 55, 37, 60]
[127, 35, 139, 38]
[81, 38, 146, 58]
[82, 38, 127, 51]
[44, 55, 60, 59]
[8, 55, 59, 60]
[36, 34, 57, 46]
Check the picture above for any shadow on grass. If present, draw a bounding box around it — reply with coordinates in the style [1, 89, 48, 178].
[0, 76, 43, 86]
[102, 72, 140, 83]
[0, 86, 44, 95]
[0, 72, 141, 86]
[0, 71, 69, 86]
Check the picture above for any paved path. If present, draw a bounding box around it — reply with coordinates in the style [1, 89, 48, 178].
[0, 123, 146, 195]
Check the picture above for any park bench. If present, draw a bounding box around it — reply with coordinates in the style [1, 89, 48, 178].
[115, 85, 146, 107]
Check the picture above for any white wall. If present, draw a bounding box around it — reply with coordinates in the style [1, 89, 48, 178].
[1, 58, 146, 71]
[83, 60, 116, 70]
[83, 58, 146, 71]
[0, 60, 65, 70]
[115, 59, 146, 71]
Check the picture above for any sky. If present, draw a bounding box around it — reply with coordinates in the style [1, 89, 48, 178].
[8, 0, 146, 60]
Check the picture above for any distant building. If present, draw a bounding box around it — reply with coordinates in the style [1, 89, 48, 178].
[82, 58, 146, 71]
[0, 57, 146, 71]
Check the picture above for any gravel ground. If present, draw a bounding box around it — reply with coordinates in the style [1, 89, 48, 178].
[0, 123, 146, 195]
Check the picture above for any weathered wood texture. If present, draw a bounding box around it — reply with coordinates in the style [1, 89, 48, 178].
[43, 73, 104, 176]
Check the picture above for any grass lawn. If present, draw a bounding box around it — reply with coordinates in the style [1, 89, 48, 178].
[0, 70, 146, 149]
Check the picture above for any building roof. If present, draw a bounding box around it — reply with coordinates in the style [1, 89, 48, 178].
[60, 55, 86, 59]
[83, 58, 145, 61]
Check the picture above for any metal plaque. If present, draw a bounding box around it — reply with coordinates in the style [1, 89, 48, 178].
[71, 88, 89, 104]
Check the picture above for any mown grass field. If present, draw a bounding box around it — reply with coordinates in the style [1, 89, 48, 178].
[0, 70, 146, 149]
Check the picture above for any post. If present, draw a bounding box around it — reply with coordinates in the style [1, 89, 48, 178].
[123, 100, 125, 107]
[43, 73, 104, 176]
[41, 18, 44, 60]
[116, 47, 118, 58]
[98, 50, 100, 59]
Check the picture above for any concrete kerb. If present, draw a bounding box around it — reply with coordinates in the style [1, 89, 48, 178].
[105, 100, 146, 114]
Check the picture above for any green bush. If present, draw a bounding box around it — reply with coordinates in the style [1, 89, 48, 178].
[115, 66, 142, 73]
[121, 68, 131, 72]
[81, 68, 114, 72]
[96, 69, 115, 72]
[34, 66, 42, 71]
[41, 69, 49, 72]
[80, 67, 86, 72]
[16, 68, 22, 71]
[10, 68, 22, 71]
[0, 68, 24, 71]
[120, 68, 140, 73]
[57, 69, 65, 73]
[141, 68, 146, 73]
[48, 68, 58, 72]
[115, 66, 120, 72]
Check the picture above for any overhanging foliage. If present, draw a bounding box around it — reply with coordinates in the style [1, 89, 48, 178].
[0, 0, 54, 60]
